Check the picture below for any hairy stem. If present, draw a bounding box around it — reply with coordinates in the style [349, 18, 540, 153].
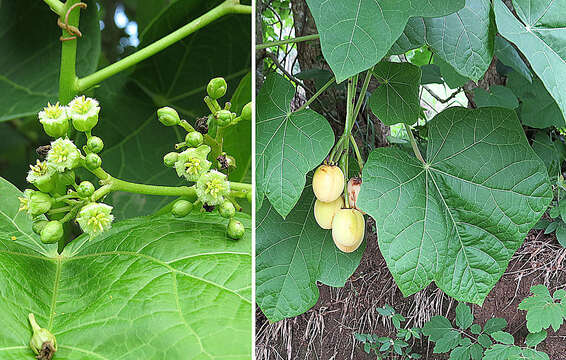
[58, 0, 81, 104]
[76, 0, 251, 92]
[256, 34, 320, 50]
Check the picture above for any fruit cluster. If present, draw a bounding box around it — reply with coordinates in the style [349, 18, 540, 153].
[20, 97, 113, 245]
[312, 163, 365, 252]
[159, 77, 252, 240]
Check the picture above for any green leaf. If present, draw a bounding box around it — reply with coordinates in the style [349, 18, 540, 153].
[455, 303, 474, 330]
[421, 65, 444, 85]
[0, 177, 252, 358]
[369, 62, 422, 126]
[450, 346, 471, 360]
[93, 0, 250, 219]
[305, 0, 465, 82]
[557, 225, 566, 248]
[525, 330, 547, 348]
[531, 132, 562, 177]
[423, 316, 453, 341]
[470, 343, 484, 360]
[433, 330, 461, 353]
[482, 344, 521, 359]
[491, 331, 515, 345]
[435, 56, 470, 88]
[357, 107, 552, 303]
[255, 181, 364, 321]
[422, 0, 495, 81]
[470, 323, 482, 334]
[545, 221, 559, 234]
[478, 333, 493, 348]
[494, 36, 532, 83]
[518, 284, 566, 332]
[483, 317, 508, 335]
[507, 72, 564, 129]
[256, 73, 334, 218]
[494, 0, 566, 126]
[474, 86, 519, 109]
[0, 0, 100, 121]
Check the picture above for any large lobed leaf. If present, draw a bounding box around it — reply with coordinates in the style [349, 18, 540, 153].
[0, 177, 251, 359]
[93, 0, 251, 220]
[0, 0, 100, 121]
[494, 0, 566, 126]
[357, 107, 552, 304]
[256, 73, 334, 218]
[256, 182, 364, 322]
[305, 0, 464, 82]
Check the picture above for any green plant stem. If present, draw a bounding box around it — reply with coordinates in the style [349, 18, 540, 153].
[256, 34, 320, 50]
[58, 0, 81, 104]
[42, 0, 65, 15]
[404, 124, 425, 164]
[350, 134, 364, 170]
[342, 78, 355, 208]
[296, 77, 336, 112]
[76, 0, 251, 92]
[352, 66, 374, 122]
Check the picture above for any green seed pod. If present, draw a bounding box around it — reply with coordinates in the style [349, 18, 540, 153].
[77, 181, 95, 198]
[68, 96, 100, 132]
[38, 102, 69, 138]
[227, 218, 245, 240]
[163, 152, 179, 167]
[171, 200, 193, 218]
[87, 136, 104, 153]
[29, 313, 57, 357]
[218, 200, 236, 219]
[32, 220, 49, 235]
[157, 107, 180, 127]
[207, 77, 227, 99]
[85, 153, 102, 170]
[29, 192, 52, 216]
[241, 102, 252, 122]
[40, 220, 64, 244]
[216, 109, 233, 127]
[185, 131, 204, 147]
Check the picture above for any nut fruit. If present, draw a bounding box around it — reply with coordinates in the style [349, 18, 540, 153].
[331, 208, 365, 253]
[312, 164, 344, 202]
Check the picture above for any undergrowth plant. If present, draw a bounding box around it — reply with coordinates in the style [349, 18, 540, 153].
[355, 285, 566, 360]
[256, 0, 564, 324]
[0, 0, 252, 359]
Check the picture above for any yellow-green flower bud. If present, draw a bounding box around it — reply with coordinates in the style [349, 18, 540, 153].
[87, 136, 104, 153]
[163, 152, 179, 167]
[218, 200, 235, 218]
[216, 109, 234, 127]
[157, 107, 180, 127]
[68, 96, 100, 132]
[207, 77, 227, 99]
[185, 131, 204, 147]
[41, 221, 64, 244]
[171, 200, 193, 218]
[241, 102, 252, 122]
[227, 218, 245, 240]
[38, 102, 69, 138]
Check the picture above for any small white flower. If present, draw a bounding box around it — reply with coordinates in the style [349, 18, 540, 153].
[174, 145, 212, 182]
[195, 170, 230, 205]
[46, 138, 81, 172]
[38, 102, 69, 137]
[76, 203, 114, 236]
[68, 96, 100, 132]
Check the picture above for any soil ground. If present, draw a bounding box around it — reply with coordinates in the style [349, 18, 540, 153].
[256, 219, 566, 360]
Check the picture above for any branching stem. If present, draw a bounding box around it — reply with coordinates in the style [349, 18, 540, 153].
[76, 0, 251, 92]
[42, 0, 65, 15]
[256, 34, 320, 50]
[404, 124, 425, 164]
[296, 76, 336, 112]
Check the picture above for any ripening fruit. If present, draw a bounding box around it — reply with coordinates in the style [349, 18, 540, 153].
[227, 218, 245, 240]
[314, 196, 344, 229]
[331, 209, 365, 253]
[312, 164, 344, 202]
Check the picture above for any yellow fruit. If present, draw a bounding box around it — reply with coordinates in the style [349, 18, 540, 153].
[332, 208, 365, 253]
[314, 196, 344, 229]
[312, 165, 344, 202]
